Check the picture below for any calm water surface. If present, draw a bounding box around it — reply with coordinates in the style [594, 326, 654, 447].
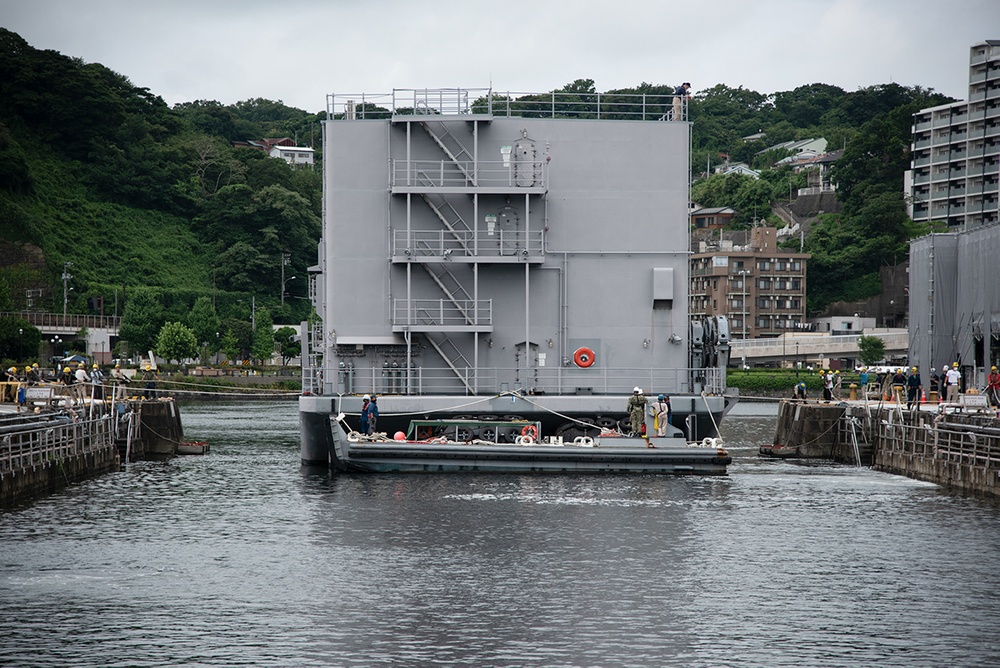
[1, 400, 999, 667]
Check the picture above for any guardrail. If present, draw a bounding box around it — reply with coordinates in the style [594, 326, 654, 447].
[878, 417, 1000, 468]
[392, 230, 545, 258]
[0, 412, 115, 476]
[392, 160, 547, 189]
[327, 87, 686, 122]
[305, 365, 726, 397]
[0, 311, 120, 331]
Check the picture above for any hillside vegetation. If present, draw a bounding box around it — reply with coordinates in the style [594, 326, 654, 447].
[0, 34, 955, 332]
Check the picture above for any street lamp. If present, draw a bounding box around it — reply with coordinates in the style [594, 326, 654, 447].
[281, 275, 297, 307]
[280, 252, 292, 306]
[796, 341, 800, 376]
[18, 328, 23, 361]
[62, 262, 73, 318]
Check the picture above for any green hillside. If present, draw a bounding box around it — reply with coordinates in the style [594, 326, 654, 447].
[0, 31, 957, 347]
[0, 28, 322, 330]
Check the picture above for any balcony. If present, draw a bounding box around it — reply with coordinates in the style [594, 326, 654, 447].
[392, 298, 493, 333]
[391, 229, 545, 263]
[391, 159, 548, 194]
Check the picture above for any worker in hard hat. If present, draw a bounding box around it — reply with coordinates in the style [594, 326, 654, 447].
[649, 393, 672, 436]
[90, 363, 105, 401]
[26, 363, 41, 385]
[821, 370, 834, 402]
[360, 394, 371, 435]
[987, 365, 1000, 408]
[906, 366, 922, 411]
[945, 363, 962, 403]
[74, 363, 91, 385]
[111, 364, 130, 401]
[141, 365, 158, 399]
[626, 387, 647, 438]
[60, 366, 74, 385]
[890, 368, 906, 404]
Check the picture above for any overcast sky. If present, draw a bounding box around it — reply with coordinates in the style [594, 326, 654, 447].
[2, 0, 996, 113]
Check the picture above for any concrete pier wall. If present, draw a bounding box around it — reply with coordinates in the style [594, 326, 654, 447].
[772, 400, 1000, 497]
[130, 400, 184, 459]
[1, 398, 187, 507]
[873, 410, 1000, 497]
[0, 412, 119, 508]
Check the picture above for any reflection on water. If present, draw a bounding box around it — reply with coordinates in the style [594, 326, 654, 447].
[1, 401, 998, 667]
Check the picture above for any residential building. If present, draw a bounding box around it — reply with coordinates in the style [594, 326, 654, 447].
[713, 161, 760, 178]
[268, 145, 315, 167]
[759, 137, 827, 158]
[232, 137, 316, 167]
[689, 227, 810, 340]
[690, 206, 736, 229]
[908, 40, 1000, 229]
[786, 149, 843, 196]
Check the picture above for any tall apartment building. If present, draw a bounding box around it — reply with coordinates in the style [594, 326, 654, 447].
[908, 40, 1000, 229]
[689, 227, 810, 340]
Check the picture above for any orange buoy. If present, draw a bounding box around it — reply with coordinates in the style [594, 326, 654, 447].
[573, 347, 596, 368]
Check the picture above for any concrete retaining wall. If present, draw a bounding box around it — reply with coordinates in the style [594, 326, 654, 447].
[1, 446, 119, 507]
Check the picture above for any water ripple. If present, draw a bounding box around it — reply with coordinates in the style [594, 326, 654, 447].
[1, 403, 998, 666]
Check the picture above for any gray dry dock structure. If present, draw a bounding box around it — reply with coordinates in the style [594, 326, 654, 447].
[909, 224, 1000, 389]
[300, 88, 735, 464]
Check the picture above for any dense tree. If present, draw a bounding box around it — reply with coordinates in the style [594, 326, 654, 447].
[187, 296, 220, 349]
[274, 325, 300, 365]
[0, 317, 40, 362]
[252, 307, 274, 363]
[119, 288, 164, 355]
[858, 335, 887, 366]
[155, 321, 198, 363]
[220, 318, 253, 359]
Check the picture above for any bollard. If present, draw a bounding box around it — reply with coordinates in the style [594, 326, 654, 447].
[929, 390, 939, 403]
[849, 383, 857, 401]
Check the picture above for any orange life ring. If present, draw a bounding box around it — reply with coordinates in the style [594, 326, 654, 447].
[573, 347, 596, 368]
[521, 424, 539, 441]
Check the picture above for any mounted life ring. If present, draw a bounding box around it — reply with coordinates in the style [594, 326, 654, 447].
[573, 347, 596, 368]
[521, 424, 539, 442]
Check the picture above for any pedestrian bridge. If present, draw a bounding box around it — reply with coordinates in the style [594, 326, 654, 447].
[728, 329, 909, 367]
[2, 311, 119, 363]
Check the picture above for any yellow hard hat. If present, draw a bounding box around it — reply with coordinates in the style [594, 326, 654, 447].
[145, 365, 151, 370]
[953, 362, 959, 367]
[63, 367, 70, 372]
[834, 370, 839, 374]
[992, 366, 997, 371]
[93, 364, 98, 369]
[115, 364, 121, 369]
[32, 363, 38, 368]
[911, 367, 916, 372]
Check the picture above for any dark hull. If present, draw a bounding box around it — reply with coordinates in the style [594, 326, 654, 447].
[327, 420, 731, 475]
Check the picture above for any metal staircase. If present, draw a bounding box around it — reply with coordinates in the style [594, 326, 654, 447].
[419, 120, 476, 184]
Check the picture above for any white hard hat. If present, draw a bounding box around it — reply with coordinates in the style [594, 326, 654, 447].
[362, 394, 370, 400]
[633, 386, 640, 393]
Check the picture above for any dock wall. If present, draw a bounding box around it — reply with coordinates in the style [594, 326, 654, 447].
[772, 400, 1000, 497]
[1, 398, 186, 507]
[1, 412, 119, 508]
[873, 411, 1000, 497]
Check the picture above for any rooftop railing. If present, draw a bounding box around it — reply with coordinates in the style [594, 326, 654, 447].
[327, 87, 687, 122]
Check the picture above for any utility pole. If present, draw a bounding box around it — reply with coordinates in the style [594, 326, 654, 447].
[61, 262, 73, 318]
